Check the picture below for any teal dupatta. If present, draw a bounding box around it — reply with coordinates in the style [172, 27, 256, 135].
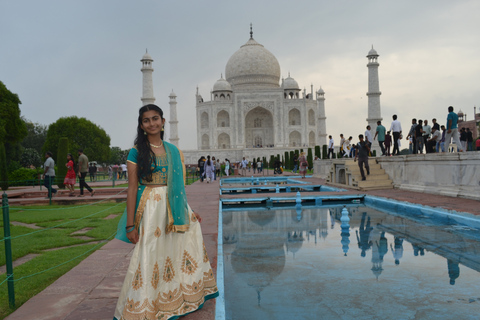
[115, 141, 189, 243]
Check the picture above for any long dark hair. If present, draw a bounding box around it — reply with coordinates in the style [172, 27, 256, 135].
[134, 104, 165, 182]
[206, 155, 211, 166]
[67, 153, 75, 167]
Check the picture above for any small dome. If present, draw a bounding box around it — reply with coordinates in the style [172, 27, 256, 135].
[458, 109, 464, 116]
[367, 46, 378, 57]
[317, 87, 325, 94]
[212, 76, 232, 92]
[283, 74, 299, 90]
[169, 90, 176, 98]
[141, 51, 153, 61]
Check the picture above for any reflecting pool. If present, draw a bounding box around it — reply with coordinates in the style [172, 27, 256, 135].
[221, 204, 480, 320]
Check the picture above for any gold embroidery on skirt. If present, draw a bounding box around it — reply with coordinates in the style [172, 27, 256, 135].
[163, 257, 175, 283]
[190, 212, 198, 222]
[151, 262, 160, 290]
[181, 251, 198, 275]
[132, 264, 143, 290]
[121, 270, 219, 319]
[154, 193, 162, 202]
[134, 187, 153, 230]
[154, 226, 162, 238]
[203, 242, 209, 263]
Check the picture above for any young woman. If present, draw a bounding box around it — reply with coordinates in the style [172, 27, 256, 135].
[298, 151, 308, 179]
[114, 104, 218, 320]
[224, 158, 230, 176]
[64, 153, 76, 196]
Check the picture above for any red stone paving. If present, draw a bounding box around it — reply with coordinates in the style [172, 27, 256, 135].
[3, 172, 479, 320]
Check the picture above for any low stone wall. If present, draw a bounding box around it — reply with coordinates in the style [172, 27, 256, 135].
[313, 159, 332, 179]
[376, 152, 480, 201]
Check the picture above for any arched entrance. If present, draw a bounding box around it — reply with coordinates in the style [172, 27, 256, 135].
[245, 107, 274, 147]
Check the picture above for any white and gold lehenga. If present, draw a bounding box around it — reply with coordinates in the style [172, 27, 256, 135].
[114, 143, 218, 320]
[114, 187, 218, 320]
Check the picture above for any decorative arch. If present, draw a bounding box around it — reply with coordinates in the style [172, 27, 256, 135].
[218, 133, 231, 149]
[201, 134, 210, 150]
[217, 110, 230, 128]
[308, 109, 315, 126]
[289, 108, 301, 126]
[201, 112, 209, 129]
[245, 107, 274, 147]
[309, 131, 315, 146]
[289, 131, 301, 147]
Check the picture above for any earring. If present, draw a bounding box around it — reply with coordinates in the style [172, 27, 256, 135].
[161, 126, 164, 132]
[144, 130, 147, 135]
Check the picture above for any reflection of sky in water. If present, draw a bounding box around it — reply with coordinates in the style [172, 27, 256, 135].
[220, 177, 308, 187]
[222, 205, 480, 320]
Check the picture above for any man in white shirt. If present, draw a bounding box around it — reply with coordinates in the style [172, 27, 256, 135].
[120, 163, 127, 180]
[328, 135, 334, 159]
[241, 157, 248, 176]
[43, 151, 57, 198]
[426, 127, 442, 153]
[365, 125, 373, 146]
[389, 114, 402, 155]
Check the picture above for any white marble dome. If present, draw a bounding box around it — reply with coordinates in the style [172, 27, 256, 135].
[212, 76, 232, 92]
[225, 38, 281, 88]
[283, 74, 299, 90]
[142, 51, 153, 60]
[367, 46, 378, 56]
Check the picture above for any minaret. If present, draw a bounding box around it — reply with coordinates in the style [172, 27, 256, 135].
[366, 46, 382, 136]
[169, 90, 179, 147]
[316, 87, 327, 146]
[141, 50, 155, 106]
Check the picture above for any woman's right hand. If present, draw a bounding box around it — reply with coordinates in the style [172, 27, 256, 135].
[127, 228, 139, 244]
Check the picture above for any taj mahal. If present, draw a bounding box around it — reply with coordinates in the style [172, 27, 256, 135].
[140, 27, 382, 164]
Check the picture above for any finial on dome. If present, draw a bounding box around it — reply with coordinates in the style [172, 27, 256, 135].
[288, 71, 291, 77]
[221, 73, 223, 78]
[250, 23, 253, 39]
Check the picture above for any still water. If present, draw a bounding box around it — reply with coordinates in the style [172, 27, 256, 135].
[222, 204, 480, 320]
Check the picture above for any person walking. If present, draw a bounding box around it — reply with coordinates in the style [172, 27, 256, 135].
[384, 131, 392, 156]
[78, 149, 95, 197]
[252, 158, 257, 173]
[444, 106, 464, 152]
[225, 158, 230, 176]
[215, 158, 221, 179]
[328, 135, 334, 159]
[240, 157, 248, 176]
[43, 151, 57, 198]
[203, 155, 215, 183]
[389, 115, 402, 155]
[197, 156, 206, 182]
[374, 121, 386, 155]
[293, 153, 299, 173]
[298, 151, 308, 179]
[63, 153, 76, 196]
[354, 134, 370, 181]
[113, 104, 218, 320]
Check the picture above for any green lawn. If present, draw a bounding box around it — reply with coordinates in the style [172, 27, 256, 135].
[0, 201, 125, 319]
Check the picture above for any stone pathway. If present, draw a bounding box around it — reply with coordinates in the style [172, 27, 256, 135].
[3, 174, 479, 319]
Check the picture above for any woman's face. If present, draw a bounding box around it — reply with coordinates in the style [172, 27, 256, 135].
[67, 154, 71, 161]
[141, 110, 165, 136]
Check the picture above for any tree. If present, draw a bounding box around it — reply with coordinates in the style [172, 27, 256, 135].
[315, 145, 321, 159]
[284, 151, 289, 170]
[0, 143, 8, 191]
[322, 145, 328, 159]
[20, 148, 42, 168]
[109, 146, 129, 165]
[0, 81, 28, 168]
[0, 81, 27, 145]
[22, 119, 48, 155]
[43, 116, 110, 163]
[56, 137, 69, 189]
[307, 148, 313, 170]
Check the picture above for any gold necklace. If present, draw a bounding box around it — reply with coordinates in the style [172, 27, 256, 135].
[150, 141, 163, 149]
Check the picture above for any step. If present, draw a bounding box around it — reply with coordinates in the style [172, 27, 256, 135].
[352, 174, 390, 181]
[354, 179, 393, 188]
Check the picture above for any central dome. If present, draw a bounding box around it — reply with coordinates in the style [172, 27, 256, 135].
[225, 38, 281, 88]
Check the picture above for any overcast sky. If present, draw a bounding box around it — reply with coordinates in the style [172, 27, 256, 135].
[1, 0, 479, 151]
